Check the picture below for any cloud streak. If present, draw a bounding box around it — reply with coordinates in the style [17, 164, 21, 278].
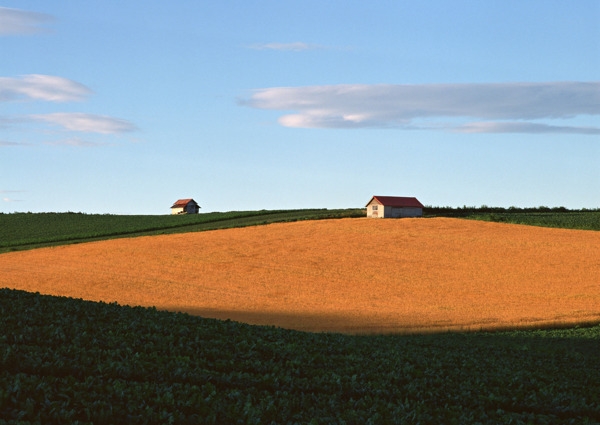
[455, 121, 600, 135]
[1, 191, 24, 202]
[0, 7, 55, 35]
[33, 113, 138, 134]
[247, 42, 324, 51]
[0, 140, 28, 146]
[44, 137, 112, 147]
[243, 82, 600, 134]
[0, 74, 93, 102]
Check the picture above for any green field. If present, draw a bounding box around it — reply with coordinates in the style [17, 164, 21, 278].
[1, 288, 599, 424]
[424, 206, 600, 231]
[466, 211, 600, 230]
[0, 209, 363, 253]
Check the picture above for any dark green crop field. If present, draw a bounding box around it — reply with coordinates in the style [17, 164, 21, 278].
[1, 288, 599, 424]
[466, 211, 600, 230]
[423, 206, 600, 231]
[0, 209, 364, 253]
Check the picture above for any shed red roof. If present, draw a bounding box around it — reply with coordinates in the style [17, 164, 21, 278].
[171, 198, 198, 208]
[366, 196, 424, 208]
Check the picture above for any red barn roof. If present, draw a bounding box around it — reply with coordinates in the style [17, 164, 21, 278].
[366, 196, 424, 208]
[171, 198, 198, 208]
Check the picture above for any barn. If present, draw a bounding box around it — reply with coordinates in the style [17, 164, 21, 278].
[366, 196, 424, 218]
[170, 199, 200, 215]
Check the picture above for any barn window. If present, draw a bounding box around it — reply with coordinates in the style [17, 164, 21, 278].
[372, 205, 378, 211]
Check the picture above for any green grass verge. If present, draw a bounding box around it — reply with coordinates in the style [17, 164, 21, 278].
[0, 209, 364, 253]
[1, 288, 599, 424]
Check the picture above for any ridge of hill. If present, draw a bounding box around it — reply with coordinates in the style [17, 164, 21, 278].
[1, 207, 598, 254]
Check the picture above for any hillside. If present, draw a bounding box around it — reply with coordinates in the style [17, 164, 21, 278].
[2, 217, 598, 334]
[2, 212, 599, 422]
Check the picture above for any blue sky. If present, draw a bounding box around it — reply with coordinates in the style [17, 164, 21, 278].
[1, 1, 599, 214]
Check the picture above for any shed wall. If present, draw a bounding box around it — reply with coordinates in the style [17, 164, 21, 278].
[366, 199, 383, 218]
[185, 203, 199, 214]
[390, 207, 423, 218]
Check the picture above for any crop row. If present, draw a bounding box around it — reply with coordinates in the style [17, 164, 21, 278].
[1, 288, 599, 424]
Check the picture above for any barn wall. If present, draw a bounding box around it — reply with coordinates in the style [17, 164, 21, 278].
[171, 207, 184, 215]
[185, 203, 199, 214]
[391, 207, 422, 218]
[366, 200, 383, 218]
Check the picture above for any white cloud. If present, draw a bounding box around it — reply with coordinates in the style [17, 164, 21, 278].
[243, 82, 600, 134]
[0, 7, 54, 35]
[248, 42, 323, 51]
[2, 197, 23, 202]
[0, 75, 93, 102]
[0, 75, 138, 141]
[33, 113, 138, 134]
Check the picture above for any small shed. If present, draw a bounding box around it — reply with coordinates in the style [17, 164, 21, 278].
[366, 196, 424, 218]
[171, 199, 200, 215]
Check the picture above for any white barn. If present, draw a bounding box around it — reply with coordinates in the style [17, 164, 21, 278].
[366, 196, 424, 218]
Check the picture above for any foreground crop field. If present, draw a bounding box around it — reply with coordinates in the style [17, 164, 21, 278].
[2, 289, 599, 424]
[1, 217, 599, 333]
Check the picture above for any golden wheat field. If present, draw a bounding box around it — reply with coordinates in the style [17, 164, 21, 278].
[1, 217, 599, 333]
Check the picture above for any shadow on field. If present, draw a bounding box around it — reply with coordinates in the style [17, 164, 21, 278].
[164, 305, 600, 335]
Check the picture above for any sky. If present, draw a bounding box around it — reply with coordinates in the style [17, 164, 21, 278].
[1, 1, 599, 214]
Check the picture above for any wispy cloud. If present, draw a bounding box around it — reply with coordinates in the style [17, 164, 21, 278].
[247, 42, 324, 51]
[0, 74, 93, 102]
[0, 7, 55, 35]
[43, 137, 112, 147]
[455, 121, 600, 135]
[1, 191, 24, 202]
[242, 82, 600, 134]
[0, 75, 137, 140]
[0, 140, 31, 146]
[33, 113, 138, 134]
